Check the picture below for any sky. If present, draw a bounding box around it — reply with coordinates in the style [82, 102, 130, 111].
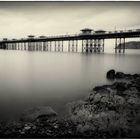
[0, 1, 140, 39]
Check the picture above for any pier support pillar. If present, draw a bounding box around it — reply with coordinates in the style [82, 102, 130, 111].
[18, 43, 20, 50]
[82, 40, 84, 53]
[58, 41, 60, 51]
[76, 40, 78, 52]
[98, 39, 102, 53]
[89, 40, 93, 53]
[54, 41, 56, 51]
[68, 41, 70, 52]
[32, 42, 34, 51]
[50, 42, 52, 51]
[119, 38, 121, 53]
[68, 40, 78, 52]
[82, 40, 86, 53]
[103, 39, 105, 52]
[7, 43, 9, 50]
[97, 40, 100, 53]
[86, 40, 88, 53]
[115, 38, 117, 53]
[43, 42, 46, 51]
[46, 42, 48, 51]
[115, 38, 125, 54]
[123, 38, 125, 53]
[62, 41, 63, 52]
[21, 43, 23, 50]
[35, 42, 37, 51]
[12, 43, 15, 50]
[24, 42, 26, 50]
[94, 39, 97, 53]
[72, 40, 74, 52]
[28, 42, 31, 51]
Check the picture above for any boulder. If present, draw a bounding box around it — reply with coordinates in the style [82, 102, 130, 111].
[20, 106, 57, 122]
[106, 69, 115, 80]
[115, 72, 125, 79]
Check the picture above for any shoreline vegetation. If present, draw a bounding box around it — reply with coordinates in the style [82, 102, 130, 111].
[0, 70, 140, 138]
[118, 41, 140, 49]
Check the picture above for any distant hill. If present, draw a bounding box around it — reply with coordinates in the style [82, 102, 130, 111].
[118, 41, 140, 49]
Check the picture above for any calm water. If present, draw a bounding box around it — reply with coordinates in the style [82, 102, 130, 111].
[0, 48, 140, 118]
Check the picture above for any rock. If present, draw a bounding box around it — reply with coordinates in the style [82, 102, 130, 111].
[21, 106, 57, 122]
[114, 95, 125, 105]
[94, 93, 102, 103]
[115, 72, 125, 79]
[125, 74, 132, 79]
[100, 95, 109, 103]
[133, 74, 140, 79]
[93, 111, 117, 130]
[132, 79, 140, 92]
[127, 97, 140, 105]
[123, 87, 138, 97]
[93, 85, 110, 93]
[24, 126, 31, 130]
[77, 124, 92, 134]
[106, 69, 115, 80]
[54, 124, 59, 129]
[88, 92, 96, 102]
[113, 82, 127, 92]
[107, 88, 117, 95]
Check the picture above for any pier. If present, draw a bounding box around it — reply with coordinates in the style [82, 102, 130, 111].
[0, 28, 140, 53]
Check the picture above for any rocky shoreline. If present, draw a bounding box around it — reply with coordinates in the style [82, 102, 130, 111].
[0, 70, 140, 138]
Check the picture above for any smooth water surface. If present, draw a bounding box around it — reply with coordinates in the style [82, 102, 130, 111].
[0, 48, 140, 118]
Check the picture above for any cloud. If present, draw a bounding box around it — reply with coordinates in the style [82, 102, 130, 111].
[0, 2, 140, 39]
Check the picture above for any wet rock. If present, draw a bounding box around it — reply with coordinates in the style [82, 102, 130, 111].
[123, 87, 138, 97]
[94, 93, 102, 103]
[115, 72, 125, 79]
[53, 124, 59, 129]
[131, 79, 140, 92]
[114, 95, 125, 105]
[100, 95, 110, 103]
[92, 111, 119, 131]
[106, 69, 116, 80]
[24, 126, 31, 130]
[93, 85, 111, 92]
[127, 97, 140, 105]
[133, 74, 140, 79]
[88, 92, 96, 102]
[21, 106, 57, 122]
[76, 124, 93, 134]
[112, 82, 128, 92]
[107, 88, 117, 95]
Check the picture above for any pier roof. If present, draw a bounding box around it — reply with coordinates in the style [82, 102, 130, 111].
[39, 36, 46, 38]
[80, 28, 93, 31]
[28, 35, 35, 38]
[3, 38, 8, 41]
[95, 30, 106, 33]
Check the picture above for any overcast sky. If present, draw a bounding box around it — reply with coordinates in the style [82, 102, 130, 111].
[0, 2, 140, 39]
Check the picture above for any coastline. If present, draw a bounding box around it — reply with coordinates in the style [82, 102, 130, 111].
[0, 70, 140, 138]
